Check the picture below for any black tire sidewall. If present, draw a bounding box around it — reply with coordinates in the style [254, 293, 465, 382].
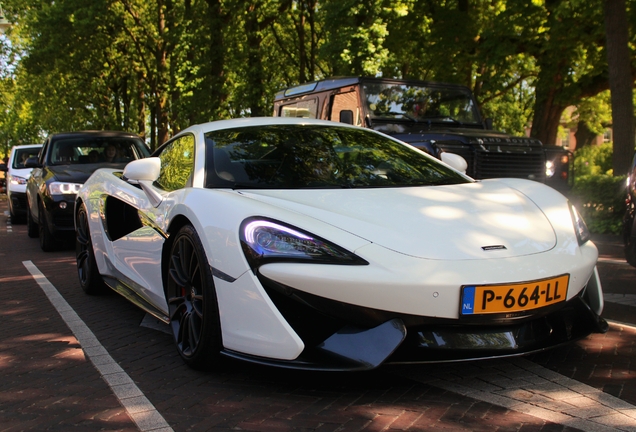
[168, 225, 222, 369]
[76, 205, 105, 294]
[27, 203, 38, 238]
[38, 201, 56, 252]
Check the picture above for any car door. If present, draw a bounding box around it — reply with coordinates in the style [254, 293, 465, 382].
[108, 134, 196, 312]
[26, 138, 49, 221]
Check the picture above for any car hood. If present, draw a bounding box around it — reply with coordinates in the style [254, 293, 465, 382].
[374, 124, 541, 146]
[8, 167, 34, 180]
[46, 164, 124, 184]
[240, 180, 557, 260]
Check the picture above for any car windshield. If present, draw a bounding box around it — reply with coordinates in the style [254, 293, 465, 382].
[49, 137, 150, 166]
[205, 125, 471, 189]
[361, 82, 481, 125]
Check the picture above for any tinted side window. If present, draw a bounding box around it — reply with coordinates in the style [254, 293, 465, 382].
[154, 134, 195, 191]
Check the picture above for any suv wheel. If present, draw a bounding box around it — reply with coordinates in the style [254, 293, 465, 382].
[38, 201, 56, 252]
[27, 204, 39, 238]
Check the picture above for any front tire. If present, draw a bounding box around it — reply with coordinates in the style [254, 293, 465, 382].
[166, 224, 222, 370]
[9, 205, 24, 224]
[38, 201, 56, 252]
[76, 204, 106, 295]
[27, 203, 39, 238]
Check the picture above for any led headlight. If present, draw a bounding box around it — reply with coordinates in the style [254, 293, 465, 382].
[49, 182, 83, 195]
[569, 202, 590, 245]
[240, 218, 368, 268]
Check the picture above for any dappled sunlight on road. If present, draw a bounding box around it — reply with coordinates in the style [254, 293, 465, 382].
[0, 275, 38, 283]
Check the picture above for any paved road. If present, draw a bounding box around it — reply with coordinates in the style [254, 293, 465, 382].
[1, 195, 636, 432]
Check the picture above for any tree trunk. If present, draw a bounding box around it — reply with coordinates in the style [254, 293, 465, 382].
[574, 121, 598, 148]
[604, 0, 635, 176]
[205, 0, 228, 120]
[155, 0, 169, 145]
[530, 84, 565, 146]
[136, 71, 146, 139]
[296, 1, 307, 83]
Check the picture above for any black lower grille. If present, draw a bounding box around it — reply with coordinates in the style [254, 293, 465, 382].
[11, 194, 27, 210]
[53, 214, 75, 228]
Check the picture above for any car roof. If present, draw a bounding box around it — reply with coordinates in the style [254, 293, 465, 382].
[47, 130, 143, 140]
[273, 76, 474, 101]
[11, 144, 42, 151]
[179, 116, 363, 136]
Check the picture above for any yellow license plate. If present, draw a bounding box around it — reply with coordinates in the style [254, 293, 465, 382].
[461, 274, 569, 315]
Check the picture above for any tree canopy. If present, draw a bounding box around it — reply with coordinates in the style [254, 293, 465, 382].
[0, 0, 634, 168]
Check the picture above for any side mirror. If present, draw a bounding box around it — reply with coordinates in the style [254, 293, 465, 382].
[123, 157, 161, 182]
[484, 118, 493, 130]
[440, 152, 468, 174]
[339, 110, 354, 125]
[25, 156, 40, 168]
[123, 157, 163, 207]
[0, 163, 6, 172]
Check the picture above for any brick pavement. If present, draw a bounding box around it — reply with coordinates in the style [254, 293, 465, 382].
[2, 194, 636, 431]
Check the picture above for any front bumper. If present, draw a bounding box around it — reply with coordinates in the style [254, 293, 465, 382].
[222, 271, 607, 371]
[8, 191, 28, 216]
[43, 194, 77, 236]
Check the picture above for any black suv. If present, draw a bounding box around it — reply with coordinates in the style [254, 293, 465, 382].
[25, 131, 151, 251]
[273, 77, 572, 191]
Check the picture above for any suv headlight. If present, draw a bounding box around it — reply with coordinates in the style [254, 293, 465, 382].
[545, 160, 555, 178]
[49, 182, 83, 195]
[240, 217, 368, 269]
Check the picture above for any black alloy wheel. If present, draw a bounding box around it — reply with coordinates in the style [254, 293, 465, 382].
[38, 201, 56, 252]
[26, 203, 38, 238]
[76, 204, 106, 294]
[166, 224, 222, 369]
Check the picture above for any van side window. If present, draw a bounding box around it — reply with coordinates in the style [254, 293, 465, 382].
[280, 99, 318, 118]
[330, 91, 361, 126]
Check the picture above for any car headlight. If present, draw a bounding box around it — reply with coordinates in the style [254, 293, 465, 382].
[49, 182, 83, 195]
[9, 175, 27, 185]
[240, 218, 368, 268]
[569, 203, 590, 245]
[545, 160, 555, 178]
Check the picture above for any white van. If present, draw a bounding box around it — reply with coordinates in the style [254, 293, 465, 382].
[5, 144, 43, 222]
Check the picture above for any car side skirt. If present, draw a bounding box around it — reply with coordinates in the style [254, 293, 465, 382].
[102, 275, 170, 323]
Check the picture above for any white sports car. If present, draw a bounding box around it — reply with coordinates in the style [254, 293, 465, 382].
[75, 117, 607, 371]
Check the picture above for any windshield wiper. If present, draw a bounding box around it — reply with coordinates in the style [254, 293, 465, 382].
[422, 116, 463, 126]
[387, 111, 418, 122]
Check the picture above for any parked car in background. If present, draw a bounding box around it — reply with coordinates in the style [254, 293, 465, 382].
[75, 118, 605, 371]
[623, 153, 636, 266]
[26, 131, 150, 251]
[0, 144, 43, 222]
[0, 161, 6, 194]
[273, 77, 573, 192]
